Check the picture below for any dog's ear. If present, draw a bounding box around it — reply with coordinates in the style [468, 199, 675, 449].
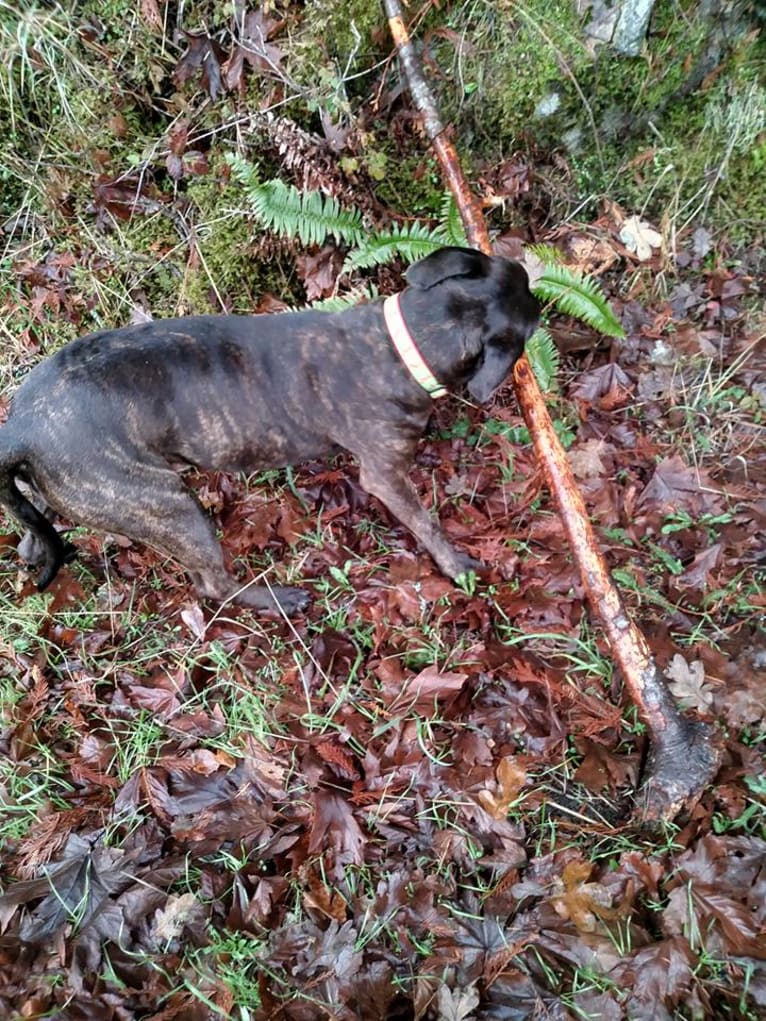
[405, 247, 492, 290]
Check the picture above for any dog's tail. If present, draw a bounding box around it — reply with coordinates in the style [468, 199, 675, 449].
[0, 444, 76, 590]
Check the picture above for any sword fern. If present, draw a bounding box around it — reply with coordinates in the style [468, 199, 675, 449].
[343, 222, 442, 272]
[532, 263, 624, 338]
[242, 177, 365, 248]
[525, 326, 560, 392]
[227, 154, 624, 388]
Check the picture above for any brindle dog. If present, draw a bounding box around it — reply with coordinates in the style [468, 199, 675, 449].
[0, 247, 539, 613]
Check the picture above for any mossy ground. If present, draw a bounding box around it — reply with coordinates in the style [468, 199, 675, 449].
[3, 1, 762, 348]
[433, 1, 765, 234]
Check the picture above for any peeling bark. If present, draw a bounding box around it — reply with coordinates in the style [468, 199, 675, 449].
[384, 0, 721, 823]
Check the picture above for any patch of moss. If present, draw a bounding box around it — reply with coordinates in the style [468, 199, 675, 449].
[0, 0, 174, 229]
[282, 0, 388, 132]
[415, 0, 764, 235]
[434, 0, 588, 150]
[183, 159, 300, 314]
[0, 162, 24, 218]
[291, 0, 385, 81]
[96, 222, 183, 319]
[371, 149, 446, 218]
[712, 144, 766, 244]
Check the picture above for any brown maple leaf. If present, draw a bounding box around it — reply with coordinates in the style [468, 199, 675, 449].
[393, 665, 469, 712]
[308, 790, 365, 868]
[436, 984, 480, 1021]
[637, 456, 724, 517]
[224, 9, 285, 90]
[568, 438, 612, 479]
[174, 30, 228, 100]
[550, 859, 621, 933]
[665, 654, 714, 712]
[676, 542, 722, 593]
[478, 756, 527, 820]
[297, 245, 343, 302]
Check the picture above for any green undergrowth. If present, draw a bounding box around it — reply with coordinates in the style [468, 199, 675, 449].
[183, 159, 298, 314]
[429, 1, 766, 232]
[3, 0, 763, 345]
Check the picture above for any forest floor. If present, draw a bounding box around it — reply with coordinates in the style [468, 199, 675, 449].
[0, 3, 764, 1019]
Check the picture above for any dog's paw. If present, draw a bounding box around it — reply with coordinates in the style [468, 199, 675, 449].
[232, 581, 310, 615]
[269, 585, 311, 616]
[449, 552, 487, 578]
[17, 531, 47, 565]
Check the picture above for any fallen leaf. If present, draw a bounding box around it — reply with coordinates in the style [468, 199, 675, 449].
[665, 654, 714, 711]
[437, 983, 480, 1021]
[676, 543, 722, 592]
[174, 30, 227, 100]
[0, 835, 130, 943]
[308, 790, 365, 870]
[151, 893, 201, 943]
[613, 937, 694, 1005]
[224, 8, 285, 90]
[663, 885, 765, 957]
[297, 245, 342, 302]
[568, 439, 611, 479]
[550, 859, 618, 932]
[395, 666, 468, 710]
[571, 363, 633, 403]
[302, 866, 348, 923]
[567, 234, 620, 276]
[181, 603, 207, 640]
[692, 227, 713, 260]
[519, 246, 546, 288]
[478, 756, 527, 819]
[619, 214, 663, 261]
[636, 456, 724, 517]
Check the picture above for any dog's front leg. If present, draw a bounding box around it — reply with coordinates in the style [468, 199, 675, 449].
[358, 458, 483, 579]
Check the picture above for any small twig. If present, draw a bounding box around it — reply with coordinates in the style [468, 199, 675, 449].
[383, 0, 721, 823]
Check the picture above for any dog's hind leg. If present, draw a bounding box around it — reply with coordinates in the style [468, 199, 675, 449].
[40, 460, 309, 615]
[136, 482, 310, 614]
[166, 515, 310, 615]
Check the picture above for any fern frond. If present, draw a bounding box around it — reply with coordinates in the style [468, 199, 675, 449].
[246, 178, 365, 248]
[436, 194, 468, 247]
[532, 263, 624, 338]
[525, 243, 566, 265]
[308, 285, 379, 312]
[525, 326, 560, 392]
[226, 152, 261, 190]
[343, 222, 443, 273]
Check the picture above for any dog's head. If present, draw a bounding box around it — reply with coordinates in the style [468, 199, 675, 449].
[406, 246, 540, 403]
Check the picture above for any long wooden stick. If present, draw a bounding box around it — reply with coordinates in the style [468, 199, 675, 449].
[384, 0, 720, 822]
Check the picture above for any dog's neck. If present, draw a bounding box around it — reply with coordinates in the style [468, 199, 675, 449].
[383, 292, 448, 399]
[396, 284, 488, 397]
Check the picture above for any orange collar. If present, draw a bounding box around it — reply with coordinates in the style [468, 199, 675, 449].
[383, 293, 448, 399]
